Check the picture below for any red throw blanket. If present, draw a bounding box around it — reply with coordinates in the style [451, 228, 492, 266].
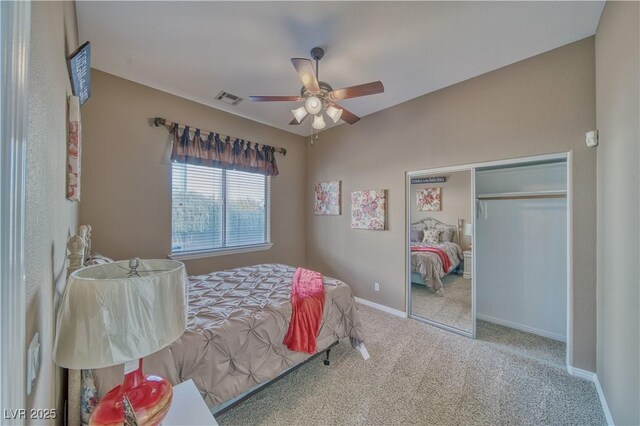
[411, 246, 452, 274]
[283, 267, 326, 354]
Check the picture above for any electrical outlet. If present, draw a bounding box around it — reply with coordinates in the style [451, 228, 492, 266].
[374, 282, 380, 292]
[27, 332, 40, 395]
[586, 130, 599, 147]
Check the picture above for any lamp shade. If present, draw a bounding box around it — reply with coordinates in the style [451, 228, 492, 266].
[312, 114, 326, 130]
[325, 105, 343, 123]
[291, 106, 308, 123]
[53, 259, 187, 369]
[464, 223, 473, 236]
[305, 96, 322, 115]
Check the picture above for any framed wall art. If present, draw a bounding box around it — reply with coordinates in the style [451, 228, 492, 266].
[315, 181, 341, 215]
[67, 95, 81, 201]
[351, 190, 386, 230]
[67, 41, 91, 105]
[417, 187, 441, 211]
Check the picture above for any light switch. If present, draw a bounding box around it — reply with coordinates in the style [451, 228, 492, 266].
[27, 332, 40, 395]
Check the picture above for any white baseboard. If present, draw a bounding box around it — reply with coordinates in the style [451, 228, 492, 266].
[566, 365, 614, 426]
[594, 375, 615, 425]
[566, 364, 596, 381]
[476, 314, 566, 342]
[354, 297, 407, 318]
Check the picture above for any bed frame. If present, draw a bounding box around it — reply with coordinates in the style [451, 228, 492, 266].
[410, 217, 462, 286]
[64, 225, 337, 424]
[212, 340, 338, 416]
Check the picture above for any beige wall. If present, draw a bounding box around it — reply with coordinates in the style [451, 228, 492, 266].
[306, 37, 597, 371]
[25, 1, 79, 419]
[80, 70, 306, 276]
[410, 170, 472, 250]
[595, 2, 639, 424]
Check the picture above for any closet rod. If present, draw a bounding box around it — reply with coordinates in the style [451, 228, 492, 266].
[477, 194, 566, 201]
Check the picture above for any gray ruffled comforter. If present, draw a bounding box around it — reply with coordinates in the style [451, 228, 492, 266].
[411, 242, 463, 292]
[92, 264, 365, 408]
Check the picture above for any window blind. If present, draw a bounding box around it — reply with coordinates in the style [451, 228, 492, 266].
[171, 163, 270, 254]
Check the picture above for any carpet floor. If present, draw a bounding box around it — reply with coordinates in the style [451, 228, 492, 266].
[217, 304, 605, 426]
[477, 320, 566, 368]
[411, 274, 472, 332]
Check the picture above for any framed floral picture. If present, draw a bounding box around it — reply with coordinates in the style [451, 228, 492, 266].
[351, 190, 386, 230]
[67, 95, 81, 201]
[417, 187, 441, 211]
[315, 181, 341, 215]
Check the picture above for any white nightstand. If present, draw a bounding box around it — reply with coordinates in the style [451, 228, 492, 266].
[463, 250, 472, 279]
[163, 379, 218, 425]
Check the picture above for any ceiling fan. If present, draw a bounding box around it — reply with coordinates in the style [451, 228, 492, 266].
[249, 47, 384, 130]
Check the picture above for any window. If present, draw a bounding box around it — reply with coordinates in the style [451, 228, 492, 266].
[171, 163, 271, 256]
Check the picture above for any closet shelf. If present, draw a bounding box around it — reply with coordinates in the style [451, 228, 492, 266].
[476, 190, 567, 200]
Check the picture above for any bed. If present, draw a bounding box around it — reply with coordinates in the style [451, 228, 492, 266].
[64, 225, 365, 424]
[410, 218, 464, 293]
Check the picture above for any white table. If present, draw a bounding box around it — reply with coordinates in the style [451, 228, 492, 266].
[463, 250, 472, 279]
[163, 379, 218, 425]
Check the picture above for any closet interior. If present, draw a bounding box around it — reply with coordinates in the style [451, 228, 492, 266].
[474, 158, 568, 364]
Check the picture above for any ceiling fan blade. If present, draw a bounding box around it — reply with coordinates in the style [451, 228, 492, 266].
[289, 114, 309, 125]
[329, 81, 384, 101]
[291, 58, 320, 94]
[336, 104, 361, 124]
[249, 95, 303, 102]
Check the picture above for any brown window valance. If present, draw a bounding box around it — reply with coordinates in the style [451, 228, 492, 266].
[170, 124, 280, 176]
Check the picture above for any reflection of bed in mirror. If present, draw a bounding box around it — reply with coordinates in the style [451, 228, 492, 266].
[410, 218, 463, 293]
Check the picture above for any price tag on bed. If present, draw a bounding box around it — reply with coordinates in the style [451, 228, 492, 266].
[357, 343, 370, 361]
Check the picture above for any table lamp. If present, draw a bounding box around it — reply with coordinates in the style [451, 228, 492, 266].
[54, 259, 188, 425]
[464, 223, 473, 249]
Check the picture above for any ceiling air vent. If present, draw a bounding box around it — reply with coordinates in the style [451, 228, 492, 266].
[215, 91, 243, 106]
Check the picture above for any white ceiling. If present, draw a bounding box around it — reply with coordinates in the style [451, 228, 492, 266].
[77, 1, 604, 137]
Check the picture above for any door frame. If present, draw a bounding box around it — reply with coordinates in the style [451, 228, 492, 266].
[1, 0, 30, 417]
[406, 151, 571, 367]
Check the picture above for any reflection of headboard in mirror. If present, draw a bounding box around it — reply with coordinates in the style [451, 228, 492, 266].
[411, 217, 459, 244]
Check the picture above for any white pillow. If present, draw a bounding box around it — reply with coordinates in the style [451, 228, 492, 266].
[422, 228, 440, 244]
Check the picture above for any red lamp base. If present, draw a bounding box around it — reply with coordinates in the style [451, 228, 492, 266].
[90, 359, 172, 426]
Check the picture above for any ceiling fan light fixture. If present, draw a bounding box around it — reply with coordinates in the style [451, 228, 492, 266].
[312, 114, 326, 130]
[250, 48, 383, 128]
[292, 106, 308, 123]
[326, 105, 343, 123]
[305, 96, 322, 115]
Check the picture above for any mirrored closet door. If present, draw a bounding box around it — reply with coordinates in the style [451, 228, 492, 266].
[406, 168, 474, 336]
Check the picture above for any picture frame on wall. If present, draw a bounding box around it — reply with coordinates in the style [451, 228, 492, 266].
[66, 95, 81, 202]
[417, 187, 441, 211]
[67, 41, 91, 105]
[351, 190, 386, 230]
[315, 181, 341, 215]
